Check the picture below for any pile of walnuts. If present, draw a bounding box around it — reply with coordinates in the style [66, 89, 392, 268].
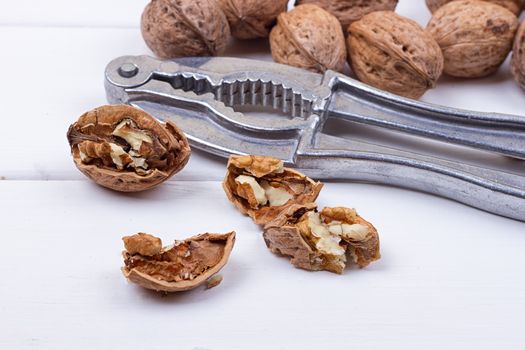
[141, 0, 525, 99]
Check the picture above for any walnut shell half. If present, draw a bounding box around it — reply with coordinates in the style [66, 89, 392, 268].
[218, 0, 288, 39]
[295, 0, 399, 30]
[347, 11, 444, 99]
[269, 4, 347, 73]
[67, 105, 191, 192]
[427, 0, 518, 78]
[141, 0, 231, 58]
[122, 231, 235, 292]
[222, 155, 323, 225]
[511, 19, 525, 89]
[263, 204, 380, 274]
[426, 0, 524, 15]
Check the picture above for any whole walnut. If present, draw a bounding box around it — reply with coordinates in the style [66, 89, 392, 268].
[218, 0, 288, 39]
[141, 0, 231, 59]
[347, 11, 444, 99]
[427, 0, 518, 78]
[511, 19, 525, 89]
[426, 0, 524, 15]
[269, 4, 347, 73]
[295, 0, 399, 30]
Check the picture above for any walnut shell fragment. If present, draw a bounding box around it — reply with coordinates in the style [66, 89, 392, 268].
[218, 0, 288, 39]
[511, 19, 525, 89]
[295, 0, 399, 30]
[427, 0, 518, 78]
[269, 4, 347, 73]
[426, 0, 523, 15]
[141, 0, 231, 58]
[223, 155, 323, 225]
[122, 232, 235, 292]
[264, 204, 380, 274]
[67, 105, 190, 192]
[347, 11, 444, 99]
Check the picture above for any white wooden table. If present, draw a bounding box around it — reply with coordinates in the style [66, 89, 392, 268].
[1, 1, 524, 349]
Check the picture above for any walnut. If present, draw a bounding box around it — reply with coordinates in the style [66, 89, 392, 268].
[347, 11, 443, 99]
[295, 0, 399, 30]
[141, 0, 231, 59]
[67, 105, 190, 192]
[222, 155, 323, 225]
[269, 4, 347, 73]
[426, 0, 524, 15]
[123, 233, 162, 256]
[122, 231, 235, 292]
[427, 0, 518, 78]
[263, 204, 380, 274]
[511, 19, 525, 89]
[218, 0, 288, 39]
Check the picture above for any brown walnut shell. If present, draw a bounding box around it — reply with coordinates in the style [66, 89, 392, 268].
[263, 204, 380, 274]
[222, 155, 323, 225]
[269, 4, 347, 73]
[67, 104, 191, 192]
[426, 0, 523, 15]
[295, 0, 399, 30]
[347, 11, 444, 99]
[511, 19, 525, 89]
[427, 0, 518, 78]
[141, 0, 231, 58]
[122, 232, 235, 292]
[218, 0, 288, 39]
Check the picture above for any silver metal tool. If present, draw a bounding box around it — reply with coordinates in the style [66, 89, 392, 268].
[105, 55, 525, 221]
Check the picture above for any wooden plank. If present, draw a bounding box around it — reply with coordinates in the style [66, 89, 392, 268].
[0, 181, 524, 349]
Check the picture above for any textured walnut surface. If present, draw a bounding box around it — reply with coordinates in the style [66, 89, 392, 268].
[295, 0, 398, 30]
[269, 4, 347, 73]
[426, 0, 524, 15]
[141, 0, 231, 58]
[263, 204, 380, 274]
[122, 232, 235, 292]
[218, 0, 288, 39]
[347, 11, 443, 99]
[67, 104, 190, 192]
[511, 19, 525, 89]
[223, 155, 323, 225]
[427, 0, 518, 78]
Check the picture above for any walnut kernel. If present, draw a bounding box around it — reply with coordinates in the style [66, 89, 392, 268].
[269, 4, 347, 73]
[67, 105, 190, 192]
[347, 11, 443, 99]
[427, 0, 518, 78]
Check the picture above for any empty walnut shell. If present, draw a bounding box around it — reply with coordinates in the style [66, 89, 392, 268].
[264, 204, 380, 274]
[269, 4, 347, 73]
[426, 0, 523, 15]
[295, 0, 399, 30]
[427, 0, 518, 78]
[223, 155, 323, 225]
[122, 231, 235, 292]
[347, 11, 443, 99]
[141, 0, 231, 58]
[511, 19, 525, 89]
[67, 104, 191, 192]
[218, 0, 288, 39]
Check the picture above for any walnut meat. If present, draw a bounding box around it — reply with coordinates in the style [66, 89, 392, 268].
[223, 155, 323, 225]
[67, 105, 190, 192]
[295, 0, 399, 30]
[141, 0, 231, 58]
[122, 231, 235, 292]
[269, 4, 347, 73]
[511, 19, 525, 89]
[347, 11, 443, 99]
[427, 0, 518, 78]
[263, 204, 380, 274]
[218, 0, 288, 39]
[426, 0, 524, 15]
